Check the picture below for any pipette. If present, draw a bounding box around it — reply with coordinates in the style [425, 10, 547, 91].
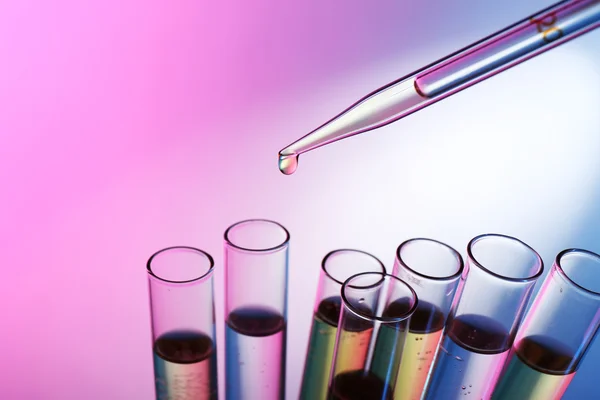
[278, 0, 600, 175]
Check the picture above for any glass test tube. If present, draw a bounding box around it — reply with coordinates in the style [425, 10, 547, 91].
[423, 234, 544, 400]
[391, 238, 464, 400]
[223, 219, 290, 400]
[492, 249, 600, 399]
[299, 249, 387, 400]
[328, 272, 418, 400]
[147, 246, 219, 400]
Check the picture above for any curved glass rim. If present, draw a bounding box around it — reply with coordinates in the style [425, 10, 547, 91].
[224, 218, 290, 253]
[321, 249, 387, 285]
[396, 237, 464, 281]
[147, 246, 215, 284]
[341, 272, 419, 324]
[556, 248, 600, 297]
[466, 233, 544, 283]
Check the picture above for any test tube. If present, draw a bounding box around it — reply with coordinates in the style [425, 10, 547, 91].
[147, 246, 218, 400]
[492, 248, 600, 399]
[223, 219, 290, 400]
[299, 249, 386, 400]
[328, 272, 418, 400]
[423, 234, 544, 400]
[391, 238, 464, 400]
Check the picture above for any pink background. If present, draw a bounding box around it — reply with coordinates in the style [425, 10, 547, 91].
[1, 0, 599, 398]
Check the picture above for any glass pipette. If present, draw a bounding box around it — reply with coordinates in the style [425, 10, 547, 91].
[278, 0, 600, 175]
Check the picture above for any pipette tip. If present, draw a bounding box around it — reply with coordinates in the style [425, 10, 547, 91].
[278, 152, 299, 175]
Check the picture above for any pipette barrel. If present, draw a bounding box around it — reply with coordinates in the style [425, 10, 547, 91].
[416, 0, 600, 97]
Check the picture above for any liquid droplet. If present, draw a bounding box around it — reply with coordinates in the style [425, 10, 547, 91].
[278, 153, 298, 175]
[358, 298, 365, 304]
[455, 356, 463, 361]
[469, 385, 472, 388]
[462, 386, 466, 390]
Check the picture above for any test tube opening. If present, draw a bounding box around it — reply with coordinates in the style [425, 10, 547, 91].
[556, 248, 600, 295]
[467, 233, 544, 281]
[224, 218, 290, 253]
[396, 238, 464, 280]
[341, 272, 418, 324]
[147, 246, 215, 284]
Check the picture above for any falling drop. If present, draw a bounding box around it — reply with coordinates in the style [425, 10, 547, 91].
[278, 153, 299, 175]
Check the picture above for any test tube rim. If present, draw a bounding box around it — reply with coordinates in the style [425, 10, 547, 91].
[395, 237, 464, 281]
[555, 248, 600, 297]
[341, 271, 419, 323]
[224, 218, 290, 253]
[147, 245, 215, 284]
[321, 248, 387, 286]
[467, 233, 544, 283]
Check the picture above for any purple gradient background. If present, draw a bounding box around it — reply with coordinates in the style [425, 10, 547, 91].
[1, 0, 599, 398]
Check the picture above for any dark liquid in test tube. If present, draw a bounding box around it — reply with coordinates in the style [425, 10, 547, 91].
[424, 314, 511, 399]
[301, 296, 374, 399]
[492, 335, 577, 399]
[225, 306, 286, 399]
[331, 299, 417, 400]
[329, 370, 394, 400]
[153, 330, 218, 400]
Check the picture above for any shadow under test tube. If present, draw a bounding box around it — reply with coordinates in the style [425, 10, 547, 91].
[492, 249, 600, 400]
[299, 249, 386, 400]
[423, 234, 544, 400]
[391, 239, 464, 400]
[224, 219, 290, 400]
[147, 246, 219, 400]
[328, 272, 418, 400]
